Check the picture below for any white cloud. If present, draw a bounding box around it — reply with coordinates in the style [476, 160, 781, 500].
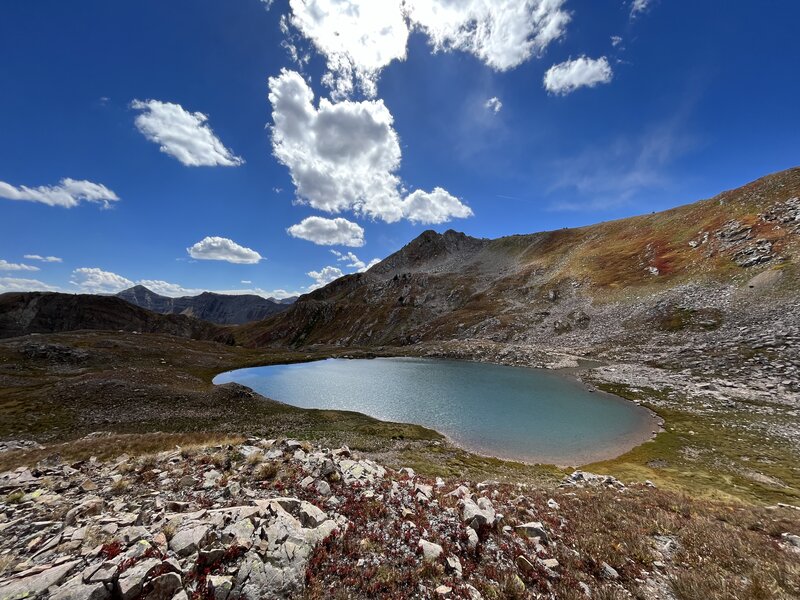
[307, 265, 344, 290]
[24, 254, 63, 263]
[241, 280, 252, 284]
[330, 250, 382, 272]
[611, 35, 623, 47]
[0, 260, 39, 272]
[269, 69, 402, 220]
[543, 56, 613, 95]
[0, 277, 59, 293]
[131, 99, 243, 167]
[400, 187, 474, 224]
[284, 0, 570, 97]
[405, 0, 571, 71]
[0, 270, 301, 301]
[330, 249, 365, 269]
[268, 69, 472, 224]
[132, 279, 302, 300]
[287, 216, 365, 247]
[135, 280, 200, 297]
[71, 268, 134, 294]
[0, 178, 119, 208]
[186, 236, 263, 264]
[485, 97, 503, 113]
[630, 0, 651, 17]
[360, 258, 381, 272]
[287, 0, 408, 98]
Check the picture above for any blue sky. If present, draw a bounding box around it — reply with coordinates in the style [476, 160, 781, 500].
[1, 0, 798, 298]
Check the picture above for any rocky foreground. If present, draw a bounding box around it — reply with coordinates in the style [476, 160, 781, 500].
[1, 438, 799, 600]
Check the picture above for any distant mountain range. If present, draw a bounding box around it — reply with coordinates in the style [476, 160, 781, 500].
[116, 285, 295, 325]
[0, 292, 233, 342]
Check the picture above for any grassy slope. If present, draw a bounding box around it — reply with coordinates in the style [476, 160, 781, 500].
[586, 383, 800, 505]
[0, 331, 560, 485]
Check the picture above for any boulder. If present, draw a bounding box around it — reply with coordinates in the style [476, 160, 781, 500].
[143, 572, 182, 600]
[208, 575, 233, 600]
[418, 539, 443, 562]
[515, 521, 549, 543]
[50, 574, 110, 600]
[117, 557, 161, 600]
[0, 559, 81, 599]
[169, 524, 210, 557]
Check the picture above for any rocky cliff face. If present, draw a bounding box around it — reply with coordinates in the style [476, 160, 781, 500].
[240, 168, 800, 357]
[0, 292, 233, 343]
[116, 286, 291, 325]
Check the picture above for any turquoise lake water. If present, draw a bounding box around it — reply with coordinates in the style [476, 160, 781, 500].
[213, 357, 653, 465]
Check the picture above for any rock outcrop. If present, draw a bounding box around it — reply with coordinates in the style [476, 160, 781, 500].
[1, 439, 798, 599]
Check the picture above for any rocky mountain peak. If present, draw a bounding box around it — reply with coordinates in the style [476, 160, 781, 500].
[370, 228, 487, 276]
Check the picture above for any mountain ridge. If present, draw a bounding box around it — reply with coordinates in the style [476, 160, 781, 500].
[240, 166, 800, 349]
[116, 285, 293, 325]
[0, 291, 233, 343]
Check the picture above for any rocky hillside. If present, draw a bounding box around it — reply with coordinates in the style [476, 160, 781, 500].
[117, 286, 292, 326]
[0, 437, 797, 600]
[240, 168, 800, 359]
[0, 292, 233, 343]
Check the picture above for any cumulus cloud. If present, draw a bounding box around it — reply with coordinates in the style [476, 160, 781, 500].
[186, 237, 263, 264]
[485, 97, 503, 113]
[0, 178, 119, 208]
[611, 35, 623, 47]
[400, 187, 474, 224]
[543, 56, 613, 95]
[24, 254, 63, 263]
[0, 277, 59, 293]
[284, 0, 570, 97]
[132, 100, 243, 167]
[269, 69, 472, 224]
[269, 69, 402, 220]
[330, 249, 381, 271]
[307, 265, 344, 290]
[287, 216, 365, 247]
[286, 0, 408, 98]
[71, 268, 134, 294]
[405, 0, 571, 70]
[0, 260, 39, 272]
[330, 249, 366, 269]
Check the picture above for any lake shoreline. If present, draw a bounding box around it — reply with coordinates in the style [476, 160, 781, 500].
[214, 354, 663, 469]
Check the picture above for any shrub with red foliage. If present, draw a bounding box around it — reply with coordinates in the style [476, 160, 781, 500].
[99, 540, 123, 559]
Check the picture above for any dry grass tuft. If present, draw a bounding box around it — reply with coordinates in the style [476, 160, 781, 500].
[110, 478, 129, 495]
[253, 462, 279, 481]
[246, 450, 264, 465]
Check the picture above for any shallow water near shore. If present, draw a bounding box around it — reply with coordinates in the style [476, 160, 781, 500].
[214, 357, 655, 465]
